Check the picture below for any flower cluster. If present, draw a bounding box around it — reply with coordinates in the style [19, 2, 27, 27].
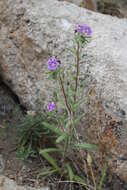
[47, 24, 92, 112]
[47, 102, 56, 112]
[47, 57, 59, 71]
[75, 24, 92, 37]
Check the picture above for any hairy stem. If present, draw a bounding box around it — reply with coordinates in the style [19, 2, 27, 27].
[74, 41, 80, 102]
[59, 74, 71, 116]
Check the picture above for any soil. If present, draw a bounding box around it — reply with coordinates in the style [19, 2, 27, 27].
[0, 81, 45, 188]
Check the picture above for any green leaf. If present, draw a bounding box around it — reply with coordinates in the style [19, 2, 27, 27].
[73, 143, 98, 151]
[73, 113, 85, 125]
[74, 175, 86, 185]
[56, 134, 67, 143]
[39, 167, 58, 177]
[98, 162, 107, 190]
[72, 98, 86, 111]
[65, 121, 71, 129]
[40, 151, 60, 170]
[43, 122, 63, 135]
[65, 48, 76, 55]
[66, 163, 74, 181]
[40, 148, 62, 154]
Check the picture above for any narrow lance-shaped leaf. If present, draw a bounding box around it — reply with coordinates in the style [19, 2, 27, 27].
[98, 162, 107, 190]
[73, 113, 85, 125]
[66, 163, 74, 181]
[42, 122, 63, 135]
[40, 148, 62, 154]
[73, 143, 98, 151]
[56, 133, 67, 144]
[40, 151, 60, 170]
[39, 167, 58, 177]
[74, 175, 86, 185]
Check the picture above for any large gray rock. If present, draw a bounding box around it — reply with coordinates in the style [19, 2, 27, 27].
[0, 0, 127, 181]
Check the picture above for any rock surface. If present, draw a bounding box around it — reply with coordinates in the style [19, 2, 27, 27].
[0, 82, 17, 122]
[0, 155, 5, 174]
[0, 175, 49, 190]
[0, 0, 127, 181]
[61, 0, 127, 18]
[58, 0, 83, 6]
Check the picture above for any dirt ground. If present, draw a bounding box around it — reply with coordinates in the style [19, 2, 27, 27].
[0, 82, 45, 188]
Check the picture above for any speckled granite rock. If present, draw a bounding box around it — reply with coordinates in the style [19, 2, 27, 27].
[0, 0, 127, 181]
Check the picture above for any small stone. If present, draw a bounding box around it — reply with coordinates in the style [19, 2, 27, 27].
[123, 183, 127, 190]
[3, 176, 49, 190]
[116, 161, 127, 182]
[8, 175, 15, 180]
[113, 178, 121, 190]
[0, 175, 4, 187]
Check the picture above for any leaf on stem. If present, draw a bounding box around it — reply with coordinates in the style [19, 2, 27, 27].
[56, 133, 67, 143]
[39, 167, 58, 177]
[72, 143, 98, 151]
[98, 162, 107, 190]
[66, 163, 74, 181]
[40, 150, 60, 170]
[74, 175, 86, 185]
[43, 122, 63, 135]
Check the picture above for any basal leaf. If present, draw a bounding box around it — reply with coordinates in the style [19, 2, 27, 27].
[40, 151, 60, 170]
[66, 163, 74, 181]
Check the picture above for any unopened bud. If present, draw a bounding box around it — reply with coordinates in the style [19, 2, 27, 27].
[87, 153, 92, 166]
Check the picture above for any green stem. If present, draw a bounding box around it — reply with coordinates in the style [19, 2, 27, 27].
[59, 74, 72, 116]
[98, 162, 107, 190]
[63, 135, 69, 162]
[74, 41, 80, 102]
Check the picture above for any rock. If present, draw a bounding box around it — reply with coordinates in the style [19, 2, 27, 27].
[0, 155, 5, 174]
[0, 0, 127, 181]
[0, 175, 5, 187]
[116, 161, 127, 182]
[62, 0, 127, 18]
[0, 82, 16, 120]
[96, 0, 127, 18]
[58, 0, 83, 6]
[0, 81, 23, 125]
[123, 183, 127, 190]
[0, 175, 49, 190]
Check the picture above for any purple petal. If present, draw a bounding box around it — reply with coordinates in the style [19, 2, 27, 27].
[47, 57, 59, 71]
[75, 24, 92, 36]
[48, 102, 56, 112]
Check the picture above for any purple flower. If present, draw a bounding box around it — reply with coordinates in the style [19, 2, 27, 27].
[75, 24, 92, 37]
[48, 102, 56, 112]
[47, 57, 59, 71]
